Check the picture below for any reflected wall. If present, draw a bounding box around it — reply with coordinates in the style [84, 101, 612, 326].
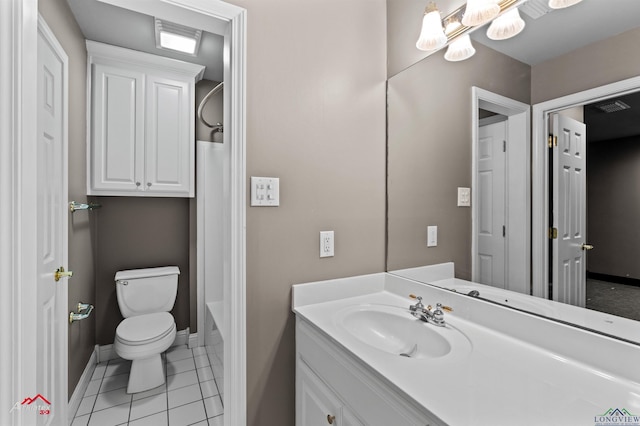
[387, 42, 530, 276]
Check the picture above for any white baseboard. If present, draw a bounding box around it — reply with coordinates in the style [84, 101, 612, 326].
[68, 346, 98, 425]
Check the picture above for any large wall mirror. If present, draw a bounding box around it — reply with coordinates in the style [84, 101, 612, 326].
[386, 0, 640, 343]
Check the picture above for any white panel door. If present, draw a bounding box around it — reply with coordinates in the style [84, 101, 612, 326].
[145, 75, 192, 195]
[552, 114, 587, 307]
[477, 120, 506, 288]
[90, 63, 145, 194]
[37, 23, 68, 425]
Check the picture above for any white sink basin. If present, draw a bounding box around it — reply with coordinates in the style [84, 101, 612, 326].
[334, 304, 471, 359]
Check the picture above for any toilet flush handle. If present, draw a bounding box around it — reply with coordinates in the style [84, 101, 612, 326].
[118, 280, 129, 286]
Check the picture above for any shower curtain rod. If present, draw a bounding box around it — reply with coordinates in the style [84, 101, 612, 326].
[197, 81, 224, 130]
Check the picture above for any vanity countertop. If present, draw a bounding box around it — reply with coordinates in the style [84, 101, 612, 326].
[292, 272, 640, 426]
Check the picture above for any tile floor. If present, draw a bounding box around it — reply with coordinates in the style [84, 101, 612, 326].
[71, 345, 224, 426]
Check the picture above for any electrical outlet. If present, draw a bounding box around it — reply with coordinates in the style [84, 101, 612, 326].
[320, 231, 334, 258]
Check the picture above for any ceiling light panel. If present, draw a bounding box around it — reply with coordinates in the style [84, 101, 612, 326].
[155, 18, 202, 55]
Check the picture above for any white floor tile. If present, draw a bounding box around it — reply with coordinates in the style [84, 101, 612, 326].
[199, 380, 219, 399]
[166, 370, 198, 391]
[190, 421, 208, 426]
[71, 414, 90, 426]
[211, 363, 223, 379]
[128, 411, 168, 426]
[93, 387, 132, 412]
[208, 414, 224, 426]
[166, 357, 196, 376]
[194, 355, 209, 368]
[168, 400, 207, 426]
[91, 364, 107, 381]
[76, 394, 98, 417]
[196, 366, 214, 383]
[192, 347, 207, 356]
[168, 383, 202, 409]
[203, 395, 223, 418]
[132, 383, 167, 401]
[84, 379, 102, 397]
[87, 402, 130, 426]
[99, 373, 129, 393]
[130, 393, 168, 421]
[166, 346, 193, 363]
[105, 360, 131, 377]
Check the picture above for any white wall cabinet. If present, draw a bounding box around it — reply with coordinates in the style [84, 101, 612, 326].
[296, 318, 442, 426]
[87, 41, 204, 197]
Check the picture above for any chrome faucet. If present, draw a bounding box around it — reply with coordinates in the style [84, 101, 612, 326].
[409, 294, 451, 327]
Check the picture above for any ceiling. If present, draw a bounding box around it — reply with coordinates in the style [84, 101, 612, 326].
[468, 0, 640, 143]
[471, 0, 640, 66]
[66, 0, 224, 82]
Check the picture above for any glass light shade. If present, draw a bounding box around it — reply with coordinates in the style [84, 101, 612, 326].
[444, 34, 476, 61]
[487, 8, 526, 40]
[462, 0, 500, 27]
[548, 0, 583, 9]
[416, 9, 448, 51]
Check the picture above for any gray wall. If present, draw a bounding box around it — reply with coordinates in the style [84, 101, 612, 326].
[531, 27, 640, 104]
[38, 0, 95, 400]
[94, 197, 191, 344]
[229, 0, 387, 424]
[387, 42, 530, 278]
[587, 136, 640, 279]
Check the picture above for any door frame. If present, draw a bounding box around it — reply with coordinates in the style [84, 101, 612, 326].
[1, 0, 40, 424]
[532, 75, 640, 299]
[472, 87, 530, 294]
[1, 0, 247, 425]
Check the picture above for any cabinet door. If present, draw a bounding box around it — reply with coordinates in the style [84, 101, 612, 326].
[342, 408, 365, 426]
[297, 359, 342, 426]
[90, 63, 145, 194]
[145, 75, 193, 196]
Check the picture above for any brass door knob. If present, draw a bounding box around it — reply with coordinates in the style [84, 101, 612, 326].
[581, 243, 594, 251]
[327, 414, 336, 424]
[54, 266, 73, 282]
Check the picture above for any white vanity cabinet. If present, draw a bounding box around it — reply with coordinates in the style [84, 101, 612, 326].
[87, 41, 204, 197]
[296, 318, 442, 426]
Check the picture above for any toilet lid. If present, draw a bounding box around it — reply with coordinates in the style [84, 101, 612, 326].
[117, 312, 175, 345]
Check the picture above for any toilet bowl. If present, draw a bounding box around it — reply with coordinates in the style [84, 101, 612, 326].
[113, 266, 180, 394]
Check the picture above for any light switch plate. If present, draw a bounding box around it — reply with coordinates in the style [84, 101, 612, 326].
[251, 176, 280, 206]
[427, 226, 437, 247]
[458, 187, 471, 207]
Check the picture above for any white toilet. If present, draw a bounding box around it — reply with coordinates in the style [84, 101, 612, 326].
[114, 266, 179, 393]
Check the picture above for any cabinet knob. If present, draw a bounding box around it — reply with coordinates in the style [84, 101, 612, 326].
[327, 414, 335, 424]
[136, 182, 141, 187]
[147, 182, 152, 187]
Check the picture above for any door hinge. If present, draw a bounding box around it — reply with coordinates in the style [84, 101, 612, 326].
[549, 227, 558, 239]
[548, 135, 557, 148]
[503, 225, 506, 237]
[503, 140, 506, 152]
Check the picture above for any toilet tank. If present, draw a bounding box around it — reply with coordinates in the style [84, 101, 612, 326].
[115, 266, 180, 318]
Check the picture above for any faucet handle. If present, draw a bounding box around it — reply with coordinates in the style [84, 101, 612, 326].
[409, 294, 424, 309]
[438, 303, 453, 312]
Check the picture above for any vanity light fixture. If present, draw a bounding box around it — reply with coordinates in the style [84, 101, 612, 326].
[416, 2, 448, 51]
[548, 0, 583, 9]
[444, 19, 476, 61]
[461, 0, 501, 27]
[155, 18, 202, 55]
[486, 7, 525, 40]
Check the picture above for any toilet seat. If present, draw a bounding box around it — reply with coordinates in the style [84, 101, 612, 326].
[116, 312, 175, 346]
